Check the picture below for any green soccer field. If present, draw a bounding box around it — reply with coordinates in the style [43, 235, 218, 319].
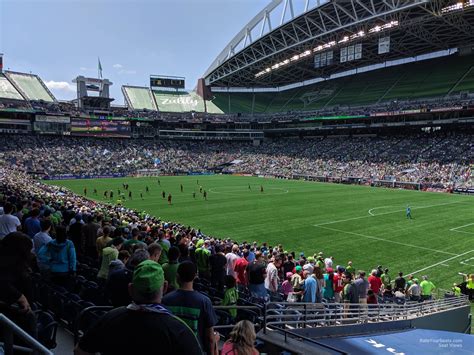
[46, 175, 474, 291]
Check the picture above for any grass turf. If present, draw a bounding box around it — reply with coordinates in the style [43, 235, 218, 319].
[46, 175, 474, 292]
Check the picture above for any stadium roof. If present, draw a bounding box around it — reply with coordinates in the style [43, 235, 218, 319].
[204, 0, 474, 88]
[4, 71, 56, 102]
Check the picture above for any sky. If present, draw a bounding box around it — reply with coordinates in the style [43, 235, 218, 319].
[0, 0, 269, 104]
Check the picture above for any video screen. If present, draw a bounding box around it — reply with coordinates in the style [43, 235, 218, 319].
[71, 118, 131, 137]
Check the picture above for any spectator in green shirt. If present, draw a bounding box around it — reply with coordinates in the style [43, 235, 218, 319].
[452, 283, 461, 296]
[420, 275, 436, 301]
[346, 261, 355, 276]
[381, 268, 391, 289]
[97, 237, 124, 282]
[163, 246, 180, 292]
[222, 275, 238, 319]
[195, 240, 211, 280]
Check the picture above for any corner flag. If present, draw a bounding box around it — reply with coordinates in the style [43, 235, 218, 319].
[98, 57, 103, 78]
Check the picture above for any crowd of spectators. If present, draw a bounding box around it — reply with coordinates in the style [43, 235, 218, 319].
[0, 133, 472, 188]
[0, 164, 472, 353]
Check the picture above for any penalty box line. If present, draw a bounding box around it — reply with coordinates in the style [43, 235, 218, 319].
[313, 225, 457, 256]
[449, 222, 474, 235]
[408, 250, 474, 276]
[314, 200, 465, 227]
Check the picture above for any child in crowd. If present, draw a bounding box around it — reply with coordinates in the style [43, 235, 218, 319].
[223, 275, 239, 319]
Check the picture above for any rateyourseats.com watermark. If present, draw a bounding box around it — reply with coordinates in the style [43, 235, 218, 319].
[419, 337, 463, 349]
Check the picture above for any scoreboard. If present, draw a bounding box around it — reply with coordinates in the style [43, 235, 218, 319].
[150, 75, 185, 89]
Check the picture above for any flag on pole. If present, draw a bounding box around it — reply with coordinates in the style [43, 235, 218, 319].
[98, 57, 103, 78]
[0, 54, 3, 73]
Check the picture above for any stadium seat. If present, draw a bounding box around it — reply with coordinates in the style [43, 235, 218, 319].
[36, 310, 58, 349]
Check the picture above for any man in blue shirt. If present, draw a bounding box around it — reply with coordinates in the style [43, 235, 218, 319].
[406, 206, 412, 219]
[33, 220, 52, 254]
[24, 208, 41, 238]
[302, 270, 318, 303]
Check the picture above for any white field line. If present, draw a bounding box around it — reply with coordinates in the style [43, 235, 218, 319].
[407, 250, 474, 275]
[208, 187, 289, 195]
[449, 222, 474, 232]
[450, 230, 474, 235]
[314, 200, 465, 227]
[368, 206, 394, 216]
[313, 225, 457, 256]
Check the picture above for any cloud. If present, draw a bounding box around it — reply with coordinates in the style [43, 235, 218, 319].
[112, 63, 123, 69]
[44, 80, 75, 92]
[119, 69, 137, 75]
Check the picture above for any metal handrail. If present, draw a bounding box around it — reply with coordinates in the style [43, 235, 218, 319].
[0, 313, 53, 355]
[263, 295, 470, 333]
[73, 304, 264, 345]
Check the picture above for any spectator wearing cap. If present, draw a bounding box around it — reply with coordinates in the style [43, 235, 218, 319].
[75, 260, 202, 355]
[316, 253, 325, 271]
[97, 237, 124, 282]
[302, 270, 318, 303]
[346, 261, 355, 276]
[324, 256, 334, 270]
[303, 259, 314, 274]
[162, 261, 218, 355]
[368, 269, 382, 296]
[407, 279, 421, 301]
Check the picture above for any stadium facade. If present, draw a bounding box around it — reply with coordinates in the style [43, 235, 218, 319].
[0, 0, 473, 166]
